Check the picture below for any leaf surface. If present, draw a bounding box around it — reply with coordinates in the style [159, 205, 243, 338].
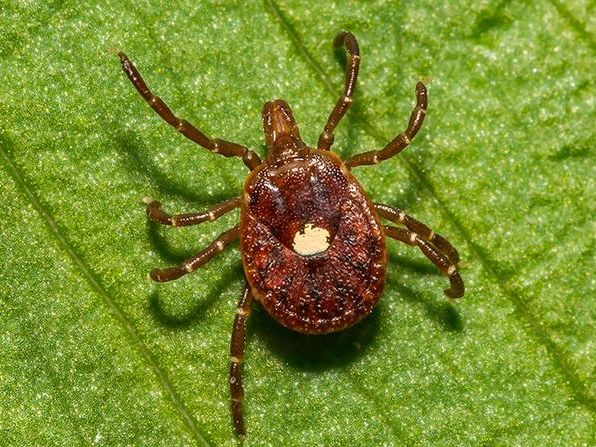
[1, 1, 594, 445]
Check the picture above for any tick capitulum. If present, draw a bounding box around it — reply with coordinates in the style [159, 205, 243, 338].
[120, 31, 464, 437]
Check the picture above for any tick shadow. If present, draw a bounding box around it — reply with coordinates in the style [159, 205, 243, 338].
[388, 251, 437, 276]
[385, 266, 464, 333]
[149, 263, 245, 329]
[144, 213, 244, 329]
[114, 131, 236, 204]
[252, 302, 381, 372]
[115, 131, 247, 330]
[146, 219, 208, 264]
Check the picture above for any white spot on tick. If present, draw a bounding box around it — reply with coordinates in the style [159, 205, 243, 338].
[292, 223, 330, 256]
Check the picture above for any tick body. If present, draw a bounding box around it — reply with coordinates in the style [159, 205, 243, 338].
[242, 145, 386, 334]
[120, 31, 464, 437]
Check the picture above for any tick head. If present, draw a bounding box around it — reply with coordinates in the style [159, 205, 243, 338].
[262, 100, 307, 163]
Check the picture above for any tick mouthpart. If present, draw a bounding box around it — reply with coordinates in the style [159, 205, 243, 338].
[262, 100, 306, 159]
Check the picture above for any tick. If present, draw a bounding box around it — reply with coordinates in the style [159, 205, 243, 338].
[119, 31, 464, 437]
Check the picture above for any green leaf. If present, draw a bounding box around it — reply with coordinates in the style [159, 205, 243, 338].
[1, 1, 594, 445]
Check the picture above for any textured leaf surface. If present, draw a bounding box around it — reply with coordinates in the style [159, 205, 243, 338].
[1, 1, 594, 445]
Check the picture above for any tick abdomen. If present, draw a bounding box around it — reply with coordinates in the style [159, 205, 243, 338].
[241, 150, 387, 334]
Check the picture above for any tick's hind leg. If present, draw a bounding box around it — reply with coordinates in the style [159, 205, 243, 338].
[149, 225, 239, 282]
[119, 52, 261, 170]
[230, 286, 254, 437]
[375, 203, 460, 264]
[346, 82, 427, 168]
[384, 226, 464, 298]
[143, 197, 240, 227]
[318, 31, 360, 151]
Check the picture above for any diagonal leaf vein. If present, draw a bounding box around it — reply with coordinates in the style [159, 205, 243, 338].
[546, 0, 596, 51]
[263, 0, 595, 413]
[0, 133, 213, 447]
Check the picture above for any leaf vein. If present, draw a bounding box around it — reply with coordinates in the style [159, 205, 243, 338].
[0, 133, 213, 447]
[263, 0, 596, 413]
[546, 0, 596, 51]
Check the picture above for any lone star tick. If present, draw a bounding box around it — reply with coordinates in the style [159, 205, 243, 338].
[119, 31, 465, 437]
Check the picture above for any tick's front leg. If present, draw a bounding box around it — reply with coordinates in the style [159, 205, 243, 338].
[318, 31, 360, 151]
[345, 82, 427, 168]
[119, 52, 261, 170]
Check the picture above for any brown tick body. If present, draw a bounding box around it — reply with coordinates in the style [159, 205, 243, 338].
[242, 143, 387, 334]
[119, 32, 464, 437]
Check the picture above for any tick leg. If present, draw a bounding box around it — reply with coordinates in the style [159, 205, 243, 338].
[375, 203, 460, 264]
[143, 197, 240, 227]
[229, 285, 254, 437]
[149, 225, 239, 282]
[119, 52, 262, 170]
[345, 82, 427, 168]
[385, 225, 464, 298]
[317, 31, 360, 151]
